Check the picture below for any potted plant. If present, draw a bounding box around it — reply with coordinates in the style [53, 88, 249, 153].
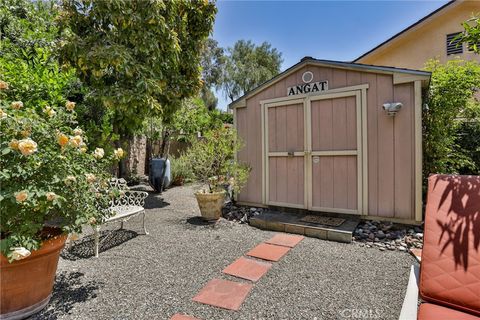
[185, 127, 250, 220]
[171, 155, 194, 186]
[0, 87, 122, 318]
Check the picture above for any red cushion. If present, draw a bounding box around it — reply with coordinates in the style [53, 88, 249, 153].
[420, 175, 480, 316]
[418, 303, 480, 320]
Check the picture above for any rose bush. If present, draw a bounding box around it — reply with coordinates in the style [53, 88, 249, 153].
[0, 83, 125, 262]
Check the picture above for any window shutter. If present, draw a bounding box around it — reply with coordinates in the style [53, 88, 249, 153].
[446, 32, 463, 55]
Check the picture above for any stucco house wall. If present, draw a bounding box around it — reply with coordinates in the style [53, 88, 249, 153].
[355, 0, 479, 70]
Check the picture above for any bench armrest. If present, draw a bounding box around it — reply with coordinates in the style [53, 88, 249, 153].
[399, 264, 420, 320]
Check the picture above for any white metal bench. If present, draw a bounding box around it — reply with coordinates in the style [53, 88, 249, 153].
[93, 178, 148, 257]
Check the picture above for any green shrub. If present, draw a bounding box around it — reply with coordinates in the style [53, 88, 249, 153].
[455, 117, 480, 174]
[423, 59, 480, 179]
[183, 128, 250, 194]
[170, 155, 194, 186]
[0, 0, 77, 110]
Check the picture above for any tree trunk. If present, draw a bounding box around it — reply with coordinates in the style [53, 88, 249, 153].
[145, 137, 152, 175]
[113, 124, 130, 179]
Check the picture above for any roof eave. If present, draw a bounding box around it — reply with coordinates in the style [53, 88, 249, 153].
[229, 58, 431, 109]
[353, 0, 458, 62]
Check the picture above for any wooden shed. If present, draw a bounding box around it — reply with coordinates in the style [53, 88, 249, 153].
[230, 57, 430, 224]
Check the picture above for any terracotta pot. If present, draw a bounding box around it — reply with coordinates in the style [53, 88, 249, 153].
[0, 230, 67, 320]
[195, 190, 226, 221]
[172, 176, 185, 186]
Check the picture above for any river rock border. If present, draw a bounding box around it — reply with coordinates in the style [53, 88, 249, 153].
[222, 203, 424, 251]
[353, 220, 423, 251]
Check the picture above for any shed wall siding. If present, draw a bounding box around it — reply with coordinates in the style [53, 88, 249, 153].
[236, 65, 417, 220]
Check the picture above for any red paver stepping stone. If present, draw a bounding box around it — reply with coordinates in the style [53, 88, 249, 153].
[265, 233, 305, 248]
[223, 256, 272, 282]
[246, 243, 291, 262]
[192, 278, 253, 311]
[171, 314, 201, 320]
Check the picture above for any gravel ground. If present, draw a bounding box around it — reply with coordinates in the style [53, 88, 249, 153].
[32, 184, 417, 320]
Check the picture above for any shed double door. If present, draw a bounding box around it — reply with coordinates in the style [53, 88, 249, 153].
[265, 91, 362, 214]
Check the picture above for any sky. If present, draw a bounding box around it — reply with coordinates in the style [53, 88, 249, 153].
[212, 0, 450, 110]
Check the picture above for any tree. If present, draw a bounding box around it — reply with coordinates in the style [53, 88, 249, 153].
[145, 97, 229, 192]
[199, 38, 225, 110]
[146, 97, 230, 155]
[221, 40, 282, 102]
[200, 38, 225, 89]
[58, 0, 217, 139]
[166, 98, 223, 144]
[200, 86, 218, 111]
[458, 14, 480, 53]
[423, 59, 480, 181]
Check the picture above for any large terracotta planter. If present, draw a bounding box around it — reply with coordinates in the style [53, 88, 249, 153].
[195, 190, 226, 221]
[0, 231, 67, 320]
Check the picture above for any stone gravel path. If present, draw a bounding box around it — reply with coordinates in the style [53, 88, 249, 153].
[32, 184, 417, 320]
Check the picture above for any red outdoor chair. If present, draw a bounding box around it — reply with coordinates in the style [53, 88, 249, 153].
[399, 174, 480, 320]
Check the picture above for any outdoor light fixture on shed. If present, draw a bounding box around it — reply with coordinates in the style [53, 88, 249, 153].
[383, 102, 403, 116]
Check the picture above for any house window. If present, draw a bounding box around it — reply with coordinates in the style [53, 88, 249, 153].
[446, 32, 463, 55]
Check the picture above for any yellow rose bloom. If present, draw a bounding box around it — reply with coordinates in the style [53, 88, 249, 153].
[73, 128, 83, 136]
[15, 191, 28, 203]
[46, 192, 57, 201]
[85, 173, 96, 183]
[11, 101, 23, 110]
[0, 80, 8, 90]
[57, 133, 69, 147]
[17, 138, 38, 156]
[114, 148, 125, 159]
[65, 101, 76, 111]
[93, 147, 104, 159]
[9, 139, 19, 150]
[80, 143, 87, 153]
[11, 247, 30, 261]
[43, 106, 56, 118]
[64, 175, 76, 185]
[69, 135, 83, 147]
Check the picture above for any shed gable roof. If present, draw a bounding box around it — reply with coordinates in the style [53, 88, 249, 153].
[229, 57, 430, 109]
